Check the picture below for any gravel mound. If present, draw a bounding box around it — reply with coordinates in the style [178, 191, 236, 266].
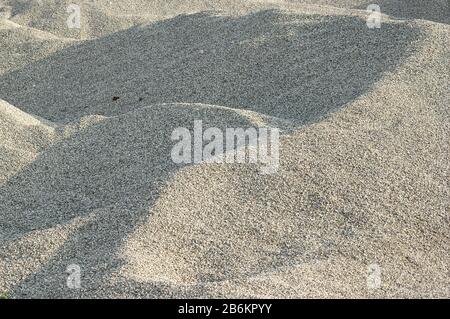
[0, 1, 448, 298]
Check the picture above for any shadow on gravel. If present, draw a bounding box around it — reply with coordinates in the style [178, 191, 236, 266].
[0, 103, 259, 298]
[0, 9, 422, 297]
[0, 9, 421, 124]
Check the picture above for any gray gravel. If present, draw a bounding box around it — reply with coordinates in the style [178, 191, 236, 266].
[0, 1, 449, 298]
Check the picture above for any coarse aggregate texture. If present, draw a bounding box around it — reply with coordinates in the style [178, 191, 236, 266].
[0, 0, 448, 298]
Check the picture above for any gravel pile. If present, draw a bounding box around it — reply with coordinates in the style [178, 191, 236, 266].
[0, 1, 448, 298]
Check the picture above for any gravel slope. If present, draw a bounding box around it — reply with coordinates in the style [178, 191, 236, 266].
[0, 1, 448, 298]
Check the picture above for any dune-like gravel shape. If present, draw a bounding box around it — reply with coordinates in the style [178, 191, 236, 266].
[0, 0, 448, 298]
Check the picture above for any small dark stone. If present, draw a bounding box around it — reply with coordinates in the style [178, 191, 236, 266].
[112, 96, 120, 101]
